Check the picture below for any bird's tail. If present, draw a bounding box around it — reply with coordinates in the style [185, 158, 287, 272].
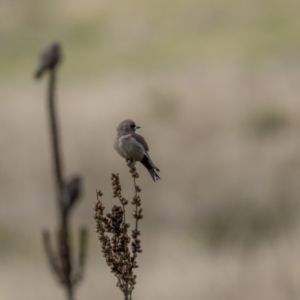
[141, 155, 160, 181]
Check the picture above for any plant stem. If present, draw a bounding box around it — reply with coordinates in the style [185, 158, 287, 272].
[48, 68, 64, 199]
[133, 177, 138, 230]
[48, 68, 72, 299]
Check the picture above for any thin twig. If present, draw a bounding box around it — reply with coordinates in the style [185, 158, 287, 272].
[133, 177, 138, 231]
[48, 68, 64, 197]
[48, 68, 73, 300]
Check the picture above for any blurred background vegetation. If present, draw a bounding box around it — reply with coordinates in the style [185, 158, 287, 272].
[1, 0, 300, 299]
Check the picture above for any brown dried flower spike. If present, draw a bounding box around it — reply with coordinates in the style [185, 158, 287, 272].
[94, 160, 143, 300]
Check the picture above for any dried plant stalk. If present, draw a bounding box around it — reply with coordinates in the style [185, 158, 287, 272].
[94, 160, 143, 300]
[36, 42, 87, 300]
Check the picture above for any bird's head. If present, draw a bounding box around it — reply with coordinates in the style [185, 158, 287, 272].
[117, 119, 140, 134]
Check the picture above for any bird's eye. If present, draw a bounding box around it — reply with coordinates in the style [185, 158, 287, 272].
[130, 124, 135, 129]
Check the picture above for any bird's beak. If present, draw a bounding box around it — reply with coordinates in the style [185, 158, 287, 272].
[134, 126, 141, 130]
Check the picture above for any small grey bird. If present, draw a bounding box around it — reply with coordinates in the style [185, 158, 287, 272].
[35, 42, 62, 79]
[114, 119, 160, 181]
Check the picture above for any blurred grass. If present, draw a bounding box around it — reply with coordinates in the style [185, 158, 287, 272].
[147, 88, 180, 118]
[244, 106, 290, 138]
[0, 224, 33, 258]
[196, 196, 296, 248]
[1, 0, 300, 81]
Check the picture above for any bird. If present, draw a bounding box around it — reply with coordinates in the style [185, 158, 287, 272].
[34, 42, 62, 79]
[114, 119, 160, 181]
[61, 175, 82, 215]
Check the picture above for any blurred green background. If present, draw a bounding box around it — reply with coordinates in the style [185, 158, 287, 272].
[1, 0, 300, 299]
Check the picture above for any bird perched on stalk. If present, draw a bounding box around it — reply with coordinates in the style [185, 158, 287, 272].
[34, 42, 62, 79]
[114, 119, 160, 181]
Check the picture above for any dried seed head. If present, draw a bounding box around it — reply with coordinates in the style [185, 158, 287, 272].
[94, 169, 143, 299]
[96, 189, 103, 198]
[126, 159, 140, 179]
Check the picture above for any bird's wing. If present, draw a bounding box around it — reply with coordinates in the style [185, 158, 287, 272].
[132, 133, 149, 151]
[132, 133, 159, 171]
